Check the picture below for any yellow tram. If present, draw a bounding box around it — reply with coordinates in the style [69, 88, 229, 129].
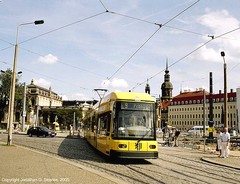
[83, 92, 158, 159]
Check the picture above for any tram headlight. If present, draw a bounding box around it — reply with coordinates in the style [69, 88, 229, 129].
[149, 145, 156, 149]
[118, 144, 127, 148]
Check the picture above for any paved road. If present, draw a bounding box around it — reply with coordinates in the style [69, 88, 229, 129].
[1, 133, 240, 184]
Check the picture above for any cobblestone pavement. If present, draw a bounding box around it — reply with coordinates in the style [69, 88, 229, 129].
[1, 133, 240, 184]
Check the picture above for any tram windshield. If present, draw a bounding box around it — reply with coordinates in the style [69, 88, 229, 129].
[113, 102, 155, 139]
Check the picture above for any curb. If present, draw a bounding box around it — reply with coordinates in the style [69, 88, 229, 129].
[201, 157, 240, 170]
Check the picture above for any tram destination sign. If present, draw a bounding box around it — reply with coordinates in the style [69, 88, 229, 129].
[121, 102, 152, 111]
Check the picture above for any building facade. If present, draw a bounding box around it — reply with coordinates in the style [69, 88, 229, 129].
[236, 88, 240, 133]
[168, 89, 237, 131]
[26, 80, 62, 126]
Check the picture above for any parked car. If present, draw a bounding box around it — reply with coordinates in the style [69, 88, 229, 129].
[187, 126, 209, 136]
[27, 126, 56, 137]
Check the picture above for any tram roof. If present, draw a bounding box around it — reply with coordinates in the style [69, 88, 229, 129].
[101, 92, 155, 103]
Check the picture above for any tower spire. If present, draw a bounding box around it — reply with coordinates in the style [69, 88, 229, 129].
[161, 58, 173, 101]
[145, 79, 150, 94]
[166, 57, 168, 70]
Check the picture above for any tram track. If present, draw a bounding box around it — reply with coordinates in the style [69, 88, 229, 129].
[156, 151, 240, 184]
[160, 151, 240, 174]
[2, 134, 240, 184]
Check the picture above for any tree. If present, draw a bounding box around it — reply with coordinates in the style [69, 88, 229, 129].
[41, 108, 82, 130]
[0, 68, 24, 123]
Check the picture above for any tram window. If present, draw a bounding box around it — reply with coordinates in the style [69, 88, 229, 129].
[98, 113, 111, 135]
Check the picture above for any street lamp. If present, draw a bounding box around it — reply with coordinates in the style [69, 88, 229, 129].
[7, 20, 44, 146]
[221, 51, 228, 129]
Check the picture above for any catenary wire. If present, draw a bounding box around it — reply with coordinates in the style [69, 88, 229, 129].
[19, 11, 107, 45]
[18, 47, 107, 78]
[1, 1, 239, 97]
[107, 0, 200, 80]
[130, 26, 240, 91]
[0, 1, 202, 85]
[98, 0, 108, 11]
[0, 60, 89, 91]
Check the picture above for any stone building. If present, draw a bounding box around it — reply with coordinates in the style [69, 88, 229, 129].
[26, 80, 62, 126]
[168, 89, 237, 131]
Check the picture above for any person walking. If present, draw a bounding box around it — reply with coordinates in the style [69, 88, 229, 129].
[174, 128, 181, 147]
[217, 128, 223, 157]
[221, 127, 230, 158]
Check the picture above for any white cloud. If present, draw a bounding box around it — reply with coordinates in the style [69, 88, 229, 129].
[191, 44, 220, 62]
[101, 78, 129, 90]
[192, 9, 240, 63]
[34, 78, 51, 89]
[101, 79, 111, 88]
[38, 54, 58, 64]
[111, 78, 129, 88]
[198, 9, 239, 34]
[60, 95, 68, 101]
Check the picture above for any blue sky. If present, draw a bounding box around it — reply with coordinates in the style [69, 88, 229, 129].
[1, 0, 240, 101]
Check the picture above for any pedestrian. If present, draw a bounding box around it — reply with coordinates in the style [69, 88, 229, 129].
[217, 128, 222, 157]
[221, 127, 230, 158]
[174, 128, 181, 147]
[69, 125, 73, 136]
[77, 127, 81, 137]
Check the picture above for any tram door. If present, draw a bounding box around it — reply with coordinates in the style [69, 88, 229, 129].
[97, 113, 111, 154]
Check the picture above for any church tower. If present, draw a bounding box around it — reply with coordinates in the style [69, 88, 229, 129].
[161, 59, 173, 101]
[145, 79, 150, 94]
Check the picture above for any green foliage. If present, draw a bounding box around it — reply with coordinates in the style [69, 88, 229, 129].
[0, 68, 24, 121]
[42, 108, 82, 128]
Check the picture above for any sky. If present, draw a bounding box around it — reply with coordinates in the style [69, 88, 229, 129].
[0, 0, 240, 101]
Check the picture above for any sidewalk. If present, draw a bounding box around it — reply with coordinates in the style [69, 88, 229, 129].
[158, 138, 240, 170]
[201, 150, 240, 170]
[0, 142, 122, 184]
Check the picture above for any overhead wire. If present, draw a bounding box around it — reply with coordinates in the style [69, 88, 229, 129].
[107, 26, 161, 80]
[1, 0, 203, 95]
[19, 11, 107, 45]
[0, 60, 89, 91]
[1, 0, 239, 97]
[107, 0, 201, 80]
[0, 10, 109, 90]
[98, 0, 108, 12]
[18, 47, 107, 78]
[131, 26, 240, 91]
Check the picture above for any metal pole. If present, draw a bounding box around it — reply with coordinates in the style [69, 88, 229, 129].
[36, 106, 39, 126]
[73, 111, 75, 135]
[22, 82, 26, 132]
[7, 42, 18, 145]
[208, 72, 214, 141]
[203, 89, 206, 152]
[221, 51, 228, 129]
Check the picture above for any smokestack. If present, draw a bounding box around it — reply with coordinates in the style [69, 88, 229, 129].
[209, 72, 214, 140]
[209, 72, 213, 121]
